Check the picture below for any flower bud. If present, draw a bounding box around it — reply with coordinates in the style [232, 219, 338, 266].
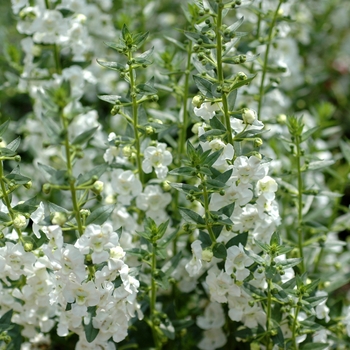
[51, 212, 67, 226]
[254, 138, 263, 148]
[202, 248, 213, 262]
[92, 180, 104, 194]
[80, 209, 91, 217]
[242, 108, 256, 124]
[23, 180, 32, 189]
[42, 183, 51, 194]
[192, 95, 204, 108]
[13, 214, 27, 230]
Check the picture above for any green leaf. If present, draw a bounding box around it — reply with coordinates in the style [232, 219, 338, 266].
[269, 231, 282, 246]
[203, 149, 223, 167]
[213, 242, 227, 259]
[305, 160, 335, 171]
[134, 47, 154, 64]
[170, 183, 199, 195]
[164, 36, 186, 51]
[340, 139, 350, 165]
[219, 202, 235, 218]
[6, 173, 31, 185]
[168, 166, 197, 177]
[179, 208, 205, 225]
[0, 119, 10, 137]
[37, 162, 57, 178]
[13, 197, 38, 214]
[6, 136, 21, 152]
[304, 278, 320, 293]
[84, 306, 99, 343]
[96, 59, 126, 72]
[227, 89, 237, 111]
[121, 24, 131, 41]
[0, 147, 16, 157]
[304, 295, 327, 308]
[227, 16, 244, 32]
[162, 251, 183, 277]
[230, 74, 257, 90]
[50, 169, 68, 185]
[76, 164, 108, 186]
[72, 126, 98, 145]
[210, 115, 226, 131]
[198, 129, 225, 142]
[193, 75, 214, 98]
[136, 83, 157, 95]
[0, 309, 13, 332]
[226, 232, 248, 248]
[277, 258, 303, 269]
[86, 205, 115, 225]
[98, 94, 122, 105]
[125, 247, 149, 258]
[0, 212, 11, 223]
[133, 32, 149, 49]
[301, 126, 320, 142]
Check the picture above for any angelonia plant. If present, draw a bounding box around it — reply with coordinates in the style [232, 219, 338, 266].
[1, 0, 350, 349]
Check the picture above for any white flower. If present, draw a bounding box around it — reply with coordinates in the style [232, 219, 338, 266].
[11, 0, 28, 14]
[256, 176, 278, 201]
[194, 102, 220, 121]
[32, 10, 68, 44]
[210, 179, 252, 211]
[232, 155, 268, 184]
[198, 328, 227, 350]
[206, 266, 241, 303]
[315, 291, 330, 323]
[241, 304, 266, 329]
[197, 302, 225, 329]
[75, 223, 119, 264]
[142, 142, 172, 179]
[31, 201, 45, 238]
[185, 240, 203, 277]
[62, 280, 100, 307]
[111, 169, 142, 205]
[230, 116, 264, 134]
[136, 185, 171, 222]
[225, 243, 253, 281]
[242, 108, 257, 124]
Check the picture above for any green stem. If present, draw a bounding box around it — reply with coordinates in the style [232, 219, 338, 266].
[266, 278, 273, 350]
[128, 56, 144, 184]
[257, 0, 283, 119]
[216, 1, 233, 146]
[291, 300, 301, 350]
[295, 135, 305, 273]
[60, 112, 84, 237]
[177, 41, 192, 164]
[150, 243, 161, 349]
[0, 161, 23, 240]
[201, 178, 216, 243]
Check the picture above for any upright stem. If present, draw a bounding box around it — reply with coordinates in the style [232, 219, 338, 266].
[265, 278, 273, 350]
[295, 135, 305, 273]
[60, 111, 84, 237]
[178, 41, 192, 163]
[216, 1, 233, 146]
[291, 299, 301, 350]
[150, 243, 161, 349]
[0, 161, 23, 240]
[128, 55, 144, 184]
[257, 0, 283, 119]
[201, 176, 216, 243]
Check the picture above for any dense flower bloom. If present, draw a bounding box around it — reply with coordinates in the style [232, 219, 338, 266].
[194, 102, 220, 121]
[142, 142, 172, 179]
